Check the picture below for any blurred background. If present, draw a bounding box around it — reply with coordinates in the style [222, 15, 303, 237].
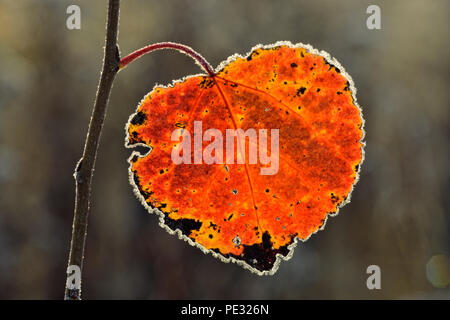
[0, 0, 449, 299]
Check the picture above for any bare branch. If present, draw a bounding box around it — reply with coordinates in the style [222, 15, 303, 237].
[65, 0, 121, 300]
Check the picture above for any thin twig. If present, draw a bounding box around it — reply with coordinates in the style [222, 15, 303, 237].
[65, 0, 121, 300]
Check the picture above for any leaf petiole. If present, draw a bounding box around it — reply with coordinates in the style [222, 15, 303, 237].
[119, 42, 216, 77]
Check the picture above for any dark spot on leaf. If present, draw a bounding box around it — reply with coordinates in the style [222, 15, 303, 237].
[330, 193, 340, 204]
[130, 111, 147, 125]
[164, 214, 202, 237]
[226, 231, 293, 272]
[296, 87, 306, 96]
[209, 222, 218, 230]
[344, 81, 350, 91]
[199, 78, 215, 89]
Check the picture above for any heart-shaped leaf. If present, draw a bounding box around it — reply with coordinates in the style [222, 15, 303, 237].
[126, 42, 364, 274]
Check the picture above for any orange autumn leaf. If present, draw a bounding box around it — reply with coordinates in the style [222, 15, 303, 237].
[126, 42, 365, 275]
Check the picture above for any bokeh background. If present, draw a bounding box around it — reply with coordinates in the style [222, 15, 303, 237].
[0, 0, 449, 299]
